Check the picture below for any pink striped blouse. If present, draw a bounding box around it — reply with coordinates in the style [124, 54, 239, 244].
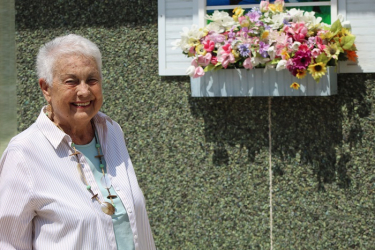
[0, 107, 156, 250]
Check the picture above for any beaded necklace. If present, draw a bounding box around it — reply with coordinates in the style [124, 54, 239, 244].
[71, 122, 117, 216]
[47, 109, 117, 216]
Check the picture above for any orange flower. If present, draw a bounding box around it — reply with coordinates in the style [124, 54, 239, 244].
[296, 69, 307, 79]
[345, 50, 358, 62]
[290, 82, 300, 90]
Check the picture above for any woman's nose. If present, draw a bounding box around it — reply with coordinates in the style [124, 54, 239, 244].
[77, 81, 90, 97]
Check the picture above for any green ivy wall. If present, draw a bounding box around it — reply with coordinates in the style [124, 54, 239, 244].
[15, 1, 375, 249]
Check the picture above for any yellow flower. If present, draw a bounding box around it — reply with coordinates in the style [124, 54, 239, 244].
[268, 4, 276, 12]
[232, 49, 240, 58]
[195, 44, 207, 56]
[202, 27, 209, 37]
[324, 43, 340, 60]
[337, 28, 353, 38]
[296, 69, 307, 79]
[233, 7, 245, 21]
[307, 30, 315, 37]
[281, 49, 290, 60]
[261, 30, 270, 40]
[320, 31, 335, 40]
[188, 38, 200, 47]
[275, 0, 284, 12]
[308, 62, 327, 82]
[290, 82, 300, 90]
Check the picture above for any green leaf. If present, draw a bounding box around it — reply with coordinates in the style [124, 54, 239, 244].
[341, 35, 356, 50]
[316, 53, 329, 64]
[204, 64, 215, 72]
[214, 65, 223, 71]
[270, 59, 280, 65]
[330, 19, 342, 34]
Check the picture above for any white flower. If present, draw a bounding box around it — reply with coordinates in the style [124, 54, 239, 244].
[303, 11, 322, 28]
[186, 65, 196, 77]
[267, 46, 276, 60]
[173, 25, 204, 53]
[337, 14, 352, 30]
[251, 56, 269, 67]
[276, 60, 287, 71]
[287, 8, 304, 22]
[206, 10, 236, 30]
[270, 13, 287, 29]
[206, 22, 225, 34]
[291, 41, 301, 51]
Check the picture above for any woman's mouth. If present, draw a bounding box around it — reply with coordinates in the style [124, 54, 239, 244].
[72, 101, 91, 107]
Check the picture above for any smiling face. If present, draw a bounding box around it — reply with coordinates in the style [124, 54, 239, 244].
[40, 54, 103, 131]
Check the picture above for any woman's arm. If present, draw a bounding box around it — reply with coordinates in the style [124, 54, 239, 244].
[0, 149, 35, 250]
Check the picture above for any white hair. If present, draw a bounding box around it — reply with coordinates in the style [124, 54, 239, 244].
[36, 34, 102, 86]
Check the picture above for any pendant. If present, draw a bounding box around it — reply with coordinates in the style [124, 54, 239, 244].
[101, 202, 115, 215]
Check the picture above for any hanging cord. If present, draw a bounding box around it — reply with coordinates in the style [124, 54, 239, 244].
[268, 96, 273, 250]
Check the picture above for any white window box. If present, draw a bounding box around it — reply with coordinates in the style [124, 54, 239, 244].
[190, 67, 337, 97]
[159, 0, 374, 97]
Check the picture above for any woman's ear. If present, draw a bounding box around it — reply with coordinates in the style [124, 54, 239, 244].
[39, 78, 52, 103]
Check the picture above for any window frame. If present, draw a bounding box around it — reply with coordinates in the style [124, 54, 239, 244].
[205, 0, 337, 25]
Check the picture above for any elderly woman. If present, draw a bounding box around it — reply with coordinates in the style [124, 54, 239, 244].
[0, 34, 156, 250]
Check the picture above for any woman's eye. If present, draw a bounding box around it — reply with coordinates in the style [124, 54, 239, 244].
[65, 80, 77, 85]
[87, 79, 98, 84]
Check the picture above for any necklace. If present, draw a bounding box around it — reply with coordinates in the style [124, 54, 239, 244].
[70, 121, 117, 216]
[48, 112, 117, 215]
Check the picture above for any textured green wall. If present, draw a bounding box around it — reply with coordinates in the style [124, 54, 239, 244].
[0, 0, 17, 154]
[15, 0, 375, 249]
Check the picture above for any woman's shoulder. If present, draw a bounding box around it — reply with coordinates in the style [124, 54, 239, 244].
[95, 111, 122, 131]
[5, 123, 41, 151]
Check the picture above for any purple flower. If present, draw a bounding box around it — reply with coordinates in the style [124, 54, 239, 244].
[264, 25, 271, 30]
[246, 9, 261, 22]
[283, 18, 291, 27]
[228, 27, 236, 39]
[239, 44, 251, 57]
[259, 41, 270, 58]
[307, 36, 316, 48]
[241, 27, 249, 33]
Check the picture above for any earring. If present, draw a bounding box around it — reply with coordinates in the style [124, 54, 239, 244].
[46, 104, 53, 119]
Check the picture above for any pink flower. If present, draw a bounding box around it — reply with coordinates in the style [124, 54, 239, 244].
[191, 58, 198, 67]
[243, 58, 253, 69]
[284, 22, 308, 42]
[298, 44, 310, 53]
[193, 66, 204, 78]
[211, 56, 218, 65]
[292, 51, 311, 69]
[220, 53, 235, 68]
[311, 48, 321, 58]
[189, 46, 196, 55]
[260, 1, 269, 12]
[286, 59, 294, 70]
[203, 40, 215, 52]
[208, 33, 226, 43]
[315, 36, 326, 50]
[217, 44, 235, 68]
[197, 53, 212, 66]
[238, 16, 250, 27]
[222, 43, 232, 54]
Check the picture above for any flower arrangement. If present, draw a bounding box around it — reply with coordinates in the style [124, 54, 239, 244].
[173, 0, 357, 85]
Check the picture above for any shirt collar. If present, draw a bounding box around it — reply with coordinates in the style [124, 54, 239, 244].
[36, 106, 113, 150]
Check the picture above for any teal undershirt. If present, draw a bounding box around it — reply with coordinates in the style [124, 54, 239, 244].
[75, 138, 135, 250]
